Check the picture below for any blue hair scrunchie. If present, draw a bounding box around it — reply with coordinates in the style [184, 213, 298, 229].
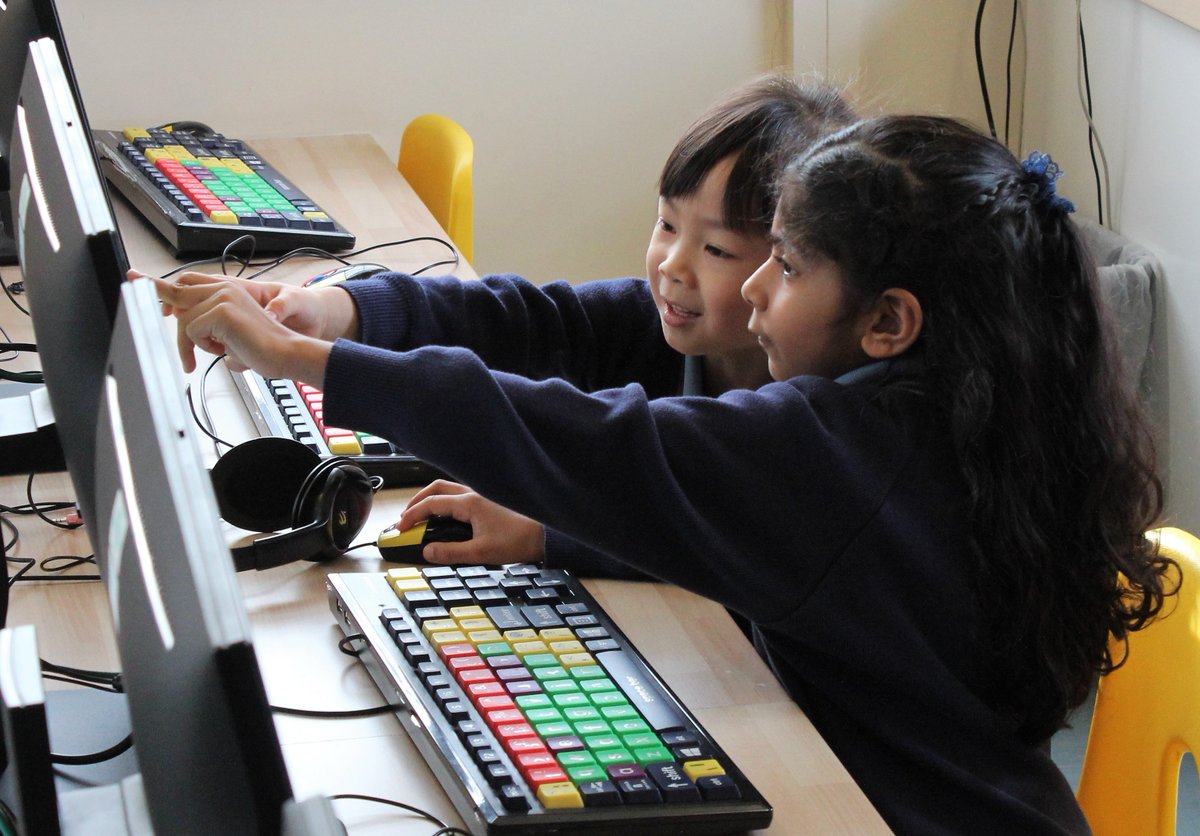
[1021, 151, 1077, 215]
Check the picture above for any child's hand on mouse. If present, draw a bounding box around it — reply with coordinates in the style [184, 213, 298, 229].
[400, 480, 545, 566]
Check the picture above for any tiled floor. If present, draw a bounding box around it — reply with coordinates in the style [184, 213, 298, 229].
[1050, 688, 1199, 831]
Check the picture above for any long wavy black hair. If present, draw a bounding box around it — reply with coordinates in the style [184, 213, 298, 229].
[776, 115, 1173, 743]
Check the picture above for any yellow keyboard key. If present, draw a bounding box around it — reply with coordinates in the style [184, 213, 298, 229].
[144, 148, 171, 163]
[123, 127, 151, 141]
[386, 567, 423, 580]
[389, 577, 430, 594]
[223, 159, 253, 175]
[537, 782, 583, 809]
[420, 618, 459, 638]
[502, 629, 538, 643]
[466, 629, 503, 645]
[428, 630, 469, 648]
[457, 618, 494, 633]
[512, 640, 551, 657]
[682, 758, 726, 781]
[163, 144, 196, 161]
[328, 434, 360, 453]
[539, 628, 575, 642]
[557, 652, 595, 668]
[450, 605, 486, 620]
[548, 640, 585, 656]
[209, 210, 239, 225]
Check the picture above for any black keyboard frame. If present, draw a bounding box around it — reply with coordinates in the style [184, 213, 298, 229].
[92, 128, 357, 255]
[230, 369, 443, 488]
[327, 570, 773, 835]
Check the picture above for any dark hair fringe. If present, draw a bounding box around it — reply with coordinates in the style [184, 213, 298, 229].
[658, 73, 855, 235]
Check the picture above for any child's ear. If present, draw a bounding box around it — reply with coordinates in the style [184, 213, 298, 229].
[860, 288, 922, 359]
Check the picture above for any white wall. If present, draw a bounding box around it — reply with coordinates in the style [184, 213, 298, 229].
[1022, 0, 1200, 533]
[55, 0, 776, 283]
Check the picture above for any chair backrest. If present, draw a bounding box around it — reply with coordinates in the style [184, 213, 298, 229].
[397, 113, 474, 263]
[1076, 526, 1200, 835]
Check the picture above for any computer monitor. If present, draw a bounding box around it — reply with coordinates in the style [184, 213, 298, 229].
[0, 0, 123, 267]
[7, 36, 126, 545]
[88, 278, 301, 834]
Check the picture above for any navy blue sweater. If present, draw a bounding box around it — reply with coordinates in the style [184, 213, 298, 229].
[330, 273, 1089, 834]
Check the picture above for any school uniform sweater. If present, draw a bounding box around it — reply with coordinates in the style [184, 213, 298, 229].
[340, 272, 688, 577]
[326, 274, 1090, 834]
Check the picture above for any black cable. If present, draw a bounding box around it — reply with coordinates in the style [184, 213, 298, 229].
[0, 516, 17, 553]
[270, 703, 395, 719]
[974, 0, 998, 139]
[328, 794, 469, 835]
[0, 273, 29, 316]
[51, 732, 133, 766]
[1077, 11, 1106, 226]
[1004, 0, 1020, 146]
[40, 659, 121, 692]
[7, 556, 99, 585]
[26, 474, 82, 530]
[187, 357, 236, 452]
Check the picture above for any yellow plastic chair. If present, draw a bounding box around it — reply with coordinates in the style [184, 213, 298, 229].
[1076, 526, 1200, 835]
[397, 113, 474, 264]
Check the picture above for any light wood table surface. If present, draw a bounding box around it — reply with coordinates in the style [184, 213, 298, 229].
[0, 134, 888, 835]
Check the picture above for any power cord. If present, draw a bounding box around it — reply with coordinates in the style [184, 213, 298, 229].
[1075, 0, 1111, 227]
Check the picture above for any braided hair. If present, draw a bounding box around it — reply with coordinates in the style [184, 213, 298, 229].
[777, 115, 1172, 742]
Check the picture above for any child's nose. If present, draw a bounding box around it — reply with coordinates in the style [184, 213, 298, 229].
[660, 242, 695, 285]
[742, 259, 770, 307]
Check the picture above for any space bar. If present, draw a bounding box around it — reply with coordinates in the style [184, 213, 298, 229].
[595, 650, 686, 732]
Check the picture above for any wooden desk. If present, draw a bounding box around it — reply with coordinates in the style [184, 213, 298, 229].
[0, 135, 888, 834]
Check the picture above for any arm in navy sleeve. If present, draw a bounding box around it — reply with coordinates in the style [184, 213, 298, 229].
[322, 341, 912, 623]
[340, 273, 683, 394]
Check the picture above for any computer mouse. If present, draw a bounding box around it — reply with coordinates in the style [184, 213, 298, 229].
[377, 516, 474, 563]
[303, 262, 387, 288]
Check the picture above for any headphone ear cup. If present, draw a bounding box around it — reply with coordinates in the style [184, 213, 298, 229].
[210, 437, 321, 532]
[292, 457, 373, 560]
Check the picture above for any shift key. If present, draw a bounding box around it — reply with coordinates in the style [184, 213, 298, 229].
[595, 650, 685, 732]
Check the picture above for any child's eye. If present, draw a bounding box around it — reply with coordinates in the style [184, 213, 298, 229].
[705, 243, 732, 259]
[656, 218, 677, 234]
[776, 255, 796, 278]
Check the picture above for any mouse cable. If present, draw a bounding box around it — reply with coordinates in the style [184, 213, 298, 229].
[51, 732, 134, 766]
[239, 235, 459, 283]
[1075, 0, 1111, 228]
[327, 794, 470, 836]
[267, 632, 394, 718]
[188, 353, 237, 458]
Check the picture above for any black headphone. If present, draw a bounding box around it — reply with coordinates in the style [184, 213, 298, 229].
[209, 437, 375, 572]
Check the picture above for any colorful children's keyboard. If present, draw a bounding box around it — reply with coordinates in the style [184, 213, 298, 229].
[92, 125, 356, 254]
[231, 369, 442, 488]
[327, 566, 773, 834]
